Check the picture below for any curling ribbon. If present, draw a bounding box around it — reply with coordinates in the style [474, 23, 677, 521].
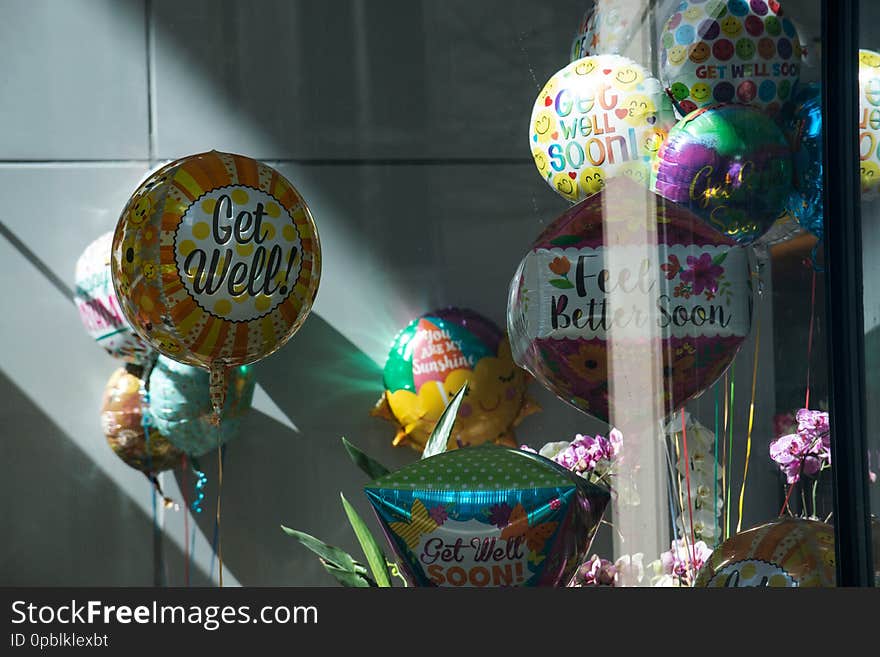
[680, 410, 697, 575]
[736, 316, 761, 533]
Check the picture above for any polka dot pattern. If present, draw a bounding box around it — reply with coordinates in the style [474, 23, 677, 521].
[371, 444, 571, 492]
[659, 0, 801, 114]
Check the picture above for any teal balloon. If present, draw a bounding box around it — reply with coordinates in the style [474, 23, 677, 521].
[783, 83, 824, 240]
[147, 357, 256, 457]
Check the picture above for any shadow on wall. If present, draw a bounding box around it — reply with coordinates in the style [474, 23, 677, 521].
[0, 369, 211, 586]
[177, 314, 423, 586]
[179, 312, 616, 586]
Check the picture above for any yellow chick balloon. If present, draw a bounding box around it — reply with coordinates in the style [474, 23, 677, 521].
[372, 308, 539, 453]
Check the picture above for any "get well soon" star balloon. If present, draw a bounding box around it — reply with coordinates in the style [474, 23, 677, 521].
[110, 151, 321, 415]
[365, 444, 610, 587]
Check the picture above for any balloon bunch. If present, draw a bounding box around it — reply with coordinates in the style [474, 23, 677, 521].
[77, 151, 320, 475]
[76, 230, 259, 474]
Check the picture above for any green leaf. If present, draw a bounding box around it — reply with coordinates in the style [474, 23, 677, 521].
[549, 278, 574, 289]
[280, 525, 357, 572]
[340, 493, 392, 587]
[422, 381, 468, 459]
[319, 560, 375, 587]
[712, 252, 728, 266]
[550, 235, 581, 246]
[341, 436, 391, 480]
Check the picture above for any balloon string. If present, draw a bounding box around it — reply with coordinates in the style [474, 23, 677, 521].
[208, 445, 225, 582]
[663, 435, 687, 583]
[721, 372, 729, 542]
[725, 365, 735, 540]
[713, 381, 720, 547]
[780, 480, 797, 517]
[139, 373, 164, 587]
[805, 268, 817, 409]
[216, 437, 224, 587]
[680, 410, 697, 575]
[190, 459, 207, 515]
[182, 454, 189, 587]
[737, 316, 761, 533]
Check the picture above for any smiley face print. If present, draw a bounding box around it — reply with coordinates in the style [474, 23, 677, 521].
[861, 49, 880, 69]
[579, 167, 605, 196]
[642, 128, 666, 155]
[128, 194, 154, 226]
[574, 58, 597, 76]
[690, 82, 711, 103]
[613, 64, 644, 90]
[667, 45, 688, 67]
[533, 150, 550, 176]
[721, 15, 743, 38]
[861, 160, 880, 192]
[553, 173, 580, 202]
[736, 38, 756, 60]
[619, 161, 649, 187]
[683, 6, 702, 21]
[758, 37, 776, 60]
[624, 93, 657, 126]
[689, 41, 711, 64]
[533, 110, 555, 144]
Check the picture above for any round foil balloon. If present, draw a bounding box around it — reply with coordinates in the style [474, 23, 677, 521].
[101, 367, 183, 473]
[75, 232, 154, 364]
[365, 444, 610, 587]
[507, 177, 753, 427]
[570, 7, 594, 61]
[653, 103, 793, 245]
[110, 151, 320, 410]
[372, 308, 539, 453]
[570, 1, 637, 61]
[695, 517, 835, 587]
[784, 83, 823, 239]
[859, 49, 880, 196]
[659, 0, 801, 115]
[148, 356, 256, 457]
[529, 54, 674, 203]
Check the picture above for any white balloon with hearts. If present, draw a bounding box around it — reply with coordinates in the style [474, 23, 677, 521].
[529, 54, 673, 204]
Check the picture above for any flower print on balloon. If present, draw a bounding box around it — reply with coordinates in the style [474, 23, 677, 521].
[508, 178, 754, 428]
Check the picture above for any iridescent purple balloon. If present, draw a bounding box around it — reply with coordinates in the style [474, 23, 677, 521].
[652, 103, 794, 245]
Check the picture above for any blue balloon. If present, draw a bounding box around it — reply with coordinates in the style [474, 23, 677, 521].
[148, 357, 256, 457]
[784, 83, 824, 240]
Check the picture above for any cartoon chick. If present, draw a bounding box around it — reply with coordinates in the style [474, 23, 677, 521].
[374, 339, 540, 452]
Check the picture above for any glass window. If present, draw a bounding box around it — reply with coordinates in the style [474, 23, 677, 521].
[1, 0, 875, 588]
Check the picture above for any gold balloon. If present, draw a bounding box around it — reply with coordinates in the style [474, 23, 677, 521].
[110, 151, 321, 412]
[695, 517, 835, 587]
[101, 367, 183, 473]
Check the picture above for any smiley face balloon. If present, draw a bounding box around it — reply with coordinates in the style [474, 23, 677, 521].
[372, 308, 539, 453]
[659, 0, 801, 115]
[570, 0, 639, 61]
[859, 49, 880, 197]
[530, 54, 674, 203]
[111, 151, 321, 410]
